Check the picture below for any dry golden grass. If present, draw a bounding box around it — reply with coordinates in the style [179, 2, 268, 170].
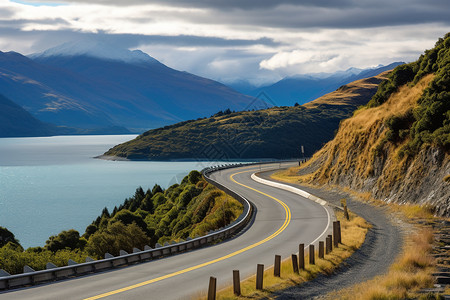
[444, 174, 450, 183]
[271, 166, 320, 184]
[348, 74, 433, 131]
[330, 229, 436, 300]
[288, 74, 436, 186]
[271, 167, 303, 184]
[199, 211, 370, 300]
[303, 72, 390, 109]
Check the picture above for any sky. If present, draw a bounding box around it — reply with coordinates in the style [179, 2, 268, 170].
[0, 0, 449, 86]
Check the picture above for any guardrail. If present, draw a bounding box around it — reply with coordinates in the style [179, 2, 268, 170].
[0, 163, 263, 291]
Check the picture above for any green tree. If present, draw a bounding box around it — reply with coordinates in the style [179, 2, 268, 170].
[0, 226, 21, 248]
[152, 184, 163, 195]
[44, 229, 86, 252]
[109, 209, 148, 234]
[86, 222, 150, 257]
[139, 194, 154, 213]
[188, 170, 202, 185]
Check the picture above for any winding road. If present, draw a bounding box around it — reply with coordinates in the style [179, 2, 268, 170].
[0, 162, 333, 300]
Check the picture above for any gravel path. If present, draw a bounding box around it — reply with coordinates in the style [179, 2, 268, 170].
[258, 170, 404, 299]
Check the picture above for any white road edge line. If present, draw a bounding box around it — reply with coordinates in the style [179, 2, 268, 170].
[251, 173, 333, 249]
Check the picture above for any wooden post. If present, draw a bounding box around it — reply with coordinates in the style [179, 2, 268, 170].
[344, 205, 349, 220]
[291, 254, 299, 274]
[328, 234, 333, 251]
[319, 241, 324, 259]
[256, 264, 264, 290]
[326, 235, 331, 254]
[207, 276, 216, 300]
[337, 221, 342, 243]
[309, 244, 315, 265]
[274, 255, 281, 277]
[233, 270, 241, 296]
[333, 222, 339, 248]
[299, 243, 305, 270]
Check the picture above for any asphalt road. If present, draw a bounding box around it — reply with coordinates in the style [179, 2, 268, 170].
[257, 169, 403, 299]
[0, 162, 333, 300]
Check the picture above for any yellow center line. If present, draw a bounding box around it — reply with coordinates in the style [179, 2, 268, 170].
[84, 168, 291, 300]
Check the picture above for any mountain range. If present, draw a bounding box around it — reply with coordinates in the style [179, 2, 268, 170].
[0, 41, 403, 137]
[0, 41, 255, 133]
[231, 62, 404, 106]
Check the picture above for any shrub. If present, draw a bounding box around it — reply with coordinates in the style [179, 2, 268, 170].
[44, 229, 86, 252]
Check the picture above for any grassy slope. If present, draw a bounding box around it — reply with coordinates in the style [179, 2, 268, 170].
[283, 34, 450, 216]
[104, 73, 388, 160]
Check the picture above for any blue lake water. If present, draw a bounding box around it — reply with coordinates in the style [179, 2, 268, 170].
[0, 135, 223, 248]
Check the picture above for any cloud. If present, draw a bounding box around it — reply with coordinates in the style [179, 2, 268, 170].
[13, 0, 450, 29]
[1, 0, 449, 86]
[0, 28, 279, 53]
[13, 0, 356, 9]
[179, 3, 450, 30]
[260, 50, 336, 70]
[0, 17, 69, 27]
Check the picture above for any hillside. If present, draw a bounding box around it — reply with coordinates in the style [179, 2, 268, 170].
[0, 93, 56, 137]
[103, 72, 389, 160]
[291, 33, 450, 216]
[248, 62, 403, 106]
[0, 42, 255, 132]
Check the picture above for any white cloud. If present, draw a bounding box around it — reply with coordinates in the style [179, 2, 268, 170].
[259, 50, 337, 71]
[0, 0, 449, 85]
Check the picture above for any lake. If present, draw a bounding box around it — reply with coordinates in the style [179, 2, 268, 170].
[0, 135, 224, 248]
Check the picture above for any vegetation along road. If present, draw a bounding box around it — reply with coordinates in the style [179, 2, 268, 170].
[0, 162, 333, 300]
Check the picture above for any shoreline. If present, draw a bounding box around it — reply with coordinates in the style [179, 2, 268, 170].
[95, 155, 299, 163]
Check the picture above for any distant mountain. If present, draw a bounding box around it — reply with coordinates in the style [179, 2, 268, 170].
[239, 62, 404, 106]
[0, 93, 131, 137]
[0, 93, 55, 137]
[102, 71, 390, 160]
[0, 42, 255, 133]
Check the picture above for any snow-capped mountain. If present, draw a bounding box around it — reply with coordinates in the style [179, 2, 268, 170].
[31, 40, 158, 64]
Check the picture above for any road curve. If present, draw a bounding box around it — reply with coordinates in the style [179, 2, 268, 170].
[0, 163, 333, 300]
